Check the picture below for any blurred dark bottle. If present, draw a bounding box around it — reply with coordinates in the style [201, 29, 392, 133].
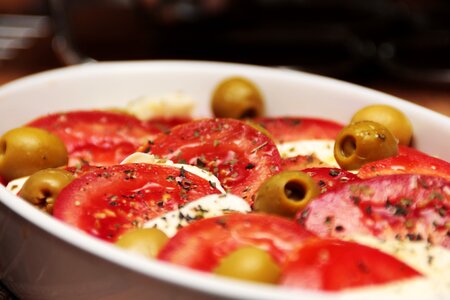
[51, 0, 450, 82]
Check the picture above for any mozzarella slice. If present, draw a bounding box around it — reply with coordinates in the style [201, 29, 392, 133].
[277, 139, 338, 167]
[338, 235, 450, 297]
[143, 194, 251, 237]
[121, 152, 226, 194]
[348, 235, 450, 277]
[6, 176, 28, 195]
[125, 92, 195, 120]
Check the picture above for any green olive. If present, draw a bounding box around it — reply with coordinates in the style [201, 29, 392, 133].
[115, 228, 169, 258]
[351, 104, 413, 146]
[254, 171, 319, 218]
[18, 168, 74, 214]
[213, 246, 281, 284]
[0, 127, 68, 182]
[334, 121, 398, 170]
[211, 77, 265, 119]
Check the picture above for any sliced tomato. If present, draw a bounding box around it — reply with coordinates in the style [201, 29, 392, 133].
[158, 213, 313, 272]
[302, 167, 360, 193]
[53, 163, 221, 241]
[281, 239, 421, 291]
[142, 118, 282, 203]
[359, 145, 450, 180]
[253, 117, 344, 143]
[297, 174, 450, 248]
[28, 110, 189, 166]
[281, 155, 328, 171]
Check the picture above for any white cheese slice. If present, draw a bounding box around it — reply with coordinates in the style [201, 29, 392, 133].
[143, 194, 251, 237]
[277, 139, 338, 167]
[124, 92, 195, 120]
[6, 176, 28, 195]
[340, 235, 450, 298]
[121, 152, 226, 194]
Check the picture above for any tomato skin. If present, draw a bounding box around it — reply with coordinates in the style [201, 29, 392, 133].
[28, 111, 189, 166]
[358, 145, 450, 180]
[53, 163, 221, 242]
[297, 174, 450, 248]
[281, 239, 421, 291]
[158, 213, 314, 272]
[302, 167, 360, 193]
[143, 118, 282, 203]
[254, 117, 344, 143]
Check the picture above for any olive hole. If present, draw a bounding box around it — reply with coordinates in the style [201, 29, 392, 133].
[284, 181, 306, 202]
[340, 136, 357, 157]
[40, 189, 53, 201]
[239, 108, 257, 119]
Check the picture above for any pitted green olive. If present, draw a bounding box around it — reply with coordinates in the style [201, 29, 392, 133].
[211, 77, 265, 119]
[334, 121, 398, 170]
[19, 168, 74, 214]
[213, 246, 281, 284]
[0, 127, 68, 182]
[254, 171, 319, 218]
[115, 228, 169, 258]
[351, 104, 413, 146]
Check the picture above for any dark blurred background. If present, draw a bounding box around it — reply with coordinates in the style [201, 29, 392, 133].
[0, 0, 449, 114]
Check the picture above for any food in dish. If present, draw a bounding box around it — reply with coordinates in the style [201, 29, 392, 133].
[1, 76, 449, 295]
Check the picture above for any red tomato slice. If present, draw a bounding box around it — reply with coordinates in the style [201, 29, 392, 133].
[302, 167, 360, 193]
[281, 155, 329, 171]
[281, 239, 421, 291]
[142, 118, 282, 203]
[358, 146, 450, 180]
[253, 117, 344, 143]
[297, 174, 450, 248]
[158, 213, 313, 272]
[28, 111, 189, 166]
[53, 163, 221, 241]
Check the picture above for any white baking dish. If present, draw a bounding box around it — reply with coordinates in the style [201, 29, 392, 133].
[0, 61, 449, 300]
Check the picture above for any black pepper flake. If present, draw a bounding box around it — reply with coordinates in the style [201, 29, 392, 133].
[335, 225, 344, 232]
[365, 205, 373, 215]
[324, 216, 332, 225]
[289, 119, 302, 126]
[209, 181, 217, 189]
[179, 167, 186, 178]
[166, 175, 176, 182]
[196, 158, 206, 168]
[299, 208, 310, 222]
[418, 178, 430, 189]
[245, 163, 255, 170]
[178, 179, 192, 191]
[109, 201, 118, 207]
[157, 201, 164, 207]
[438, 207, 447, 217]
[406, 233, 423, 241]
[318, 180, 326, 187]
[351, 196, 361, 205]
[215, 217, 227, 228]
[394, 205, 409, 216]
[357, 261, 370, 273]
[329, 169, 340, 177]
